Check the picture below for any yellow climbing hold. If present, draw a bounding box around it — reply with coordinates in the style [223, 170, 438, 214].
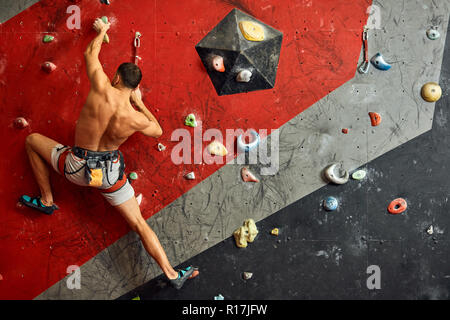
[233, 219, 258, 248]
[207, 140, 228, 156]
[271, 228, 279, 236]
[421, 82, 442, 102]
[239, 21, 265, 42]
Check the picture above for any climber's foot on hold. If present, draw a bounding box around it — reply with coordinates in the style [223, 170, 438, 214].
[169, 266, 199, 290]
[19, 195, 58, 215]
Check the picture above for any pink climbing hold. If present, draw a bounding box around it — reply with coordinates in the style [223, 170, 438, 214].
[211, 55, 225, 72]
[41, 61, 56, 73]
[14, 117, 29, 129]
[241, 167, 259, 182]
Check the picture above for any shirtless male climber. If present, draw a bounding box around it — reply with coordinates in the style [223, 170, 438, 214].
[19, 18, 198, 290]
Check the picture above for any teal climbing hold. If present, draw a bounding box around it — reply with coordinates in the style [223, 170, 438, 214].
[43, 35, 54, 43]
[101, 16, 108, 24]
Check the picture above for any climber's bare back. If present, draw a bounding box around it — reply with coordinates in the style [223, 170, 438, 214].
[75, 85, 142, 152]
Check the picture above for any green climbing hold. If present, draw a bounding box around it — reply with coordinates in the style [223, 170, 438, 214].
[132, 296, 140, 300]
[184, 114, 198, 127]
[351, 169, 366, 180]
[101, 16, 108, 24]
[43, 35, 54, 43]
[129, 172, 138, 180]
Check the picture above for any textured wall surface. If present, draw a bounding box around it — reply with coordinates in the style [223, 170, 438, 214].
[36, 1, 449, 299]
[0, 0, 369, 299]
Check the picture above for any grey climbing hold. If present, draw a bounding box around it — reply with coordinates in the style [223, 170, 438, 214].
[324, 163, 349, 185]
[351, 169, 366, 180]
[323, 196, 338, 211]
[426, 26, 440, 40]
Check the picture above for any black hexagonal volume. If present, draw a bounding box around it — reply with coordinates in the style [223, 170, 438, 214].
[195, 8, 283, 96]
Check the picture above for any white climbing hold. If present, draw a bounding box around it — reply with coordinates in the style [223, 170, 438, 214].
[237, 129, 260, 152]
[427, 225, 433, 235]
[236, 69, 252, 82]
[185, 172, 195, 180]
[157, 143, 166, 151]
[324, 163, 349, 185]
[242, 272, 253, 280]
[136, 193, 143, 205]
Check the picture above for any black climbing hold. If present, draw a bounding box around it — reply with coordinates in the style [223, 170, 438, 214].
[195, 8, 283, 96]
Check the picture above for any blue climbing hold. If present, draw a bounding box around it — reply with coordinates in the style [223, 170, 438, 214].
[323, 196, 338, 211]
[370, 53, 391, 71]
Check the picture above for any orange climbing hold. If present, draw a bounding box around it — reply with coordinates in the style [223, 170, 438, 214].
[41, 61, 56, 73]
[368, 112, 381, 126]
[388, 198, 407, 214]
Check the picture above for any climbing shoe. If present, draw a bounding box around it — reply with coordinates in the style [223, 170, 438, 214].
[19, 195, 58, 215]
[169, 266, 199, 290]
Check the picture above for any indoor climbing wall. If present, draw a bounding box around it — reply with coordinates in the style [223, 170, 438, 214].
[0, 0, 371, 299]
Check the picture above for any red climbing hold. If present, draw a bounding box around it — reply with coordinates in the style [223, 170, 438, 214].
[369, 112, 381, 126]
[0, 274, 3, 281]
[342, 128, 348, 134]
[41, 61, 56, 73]
[388, 198, 407, 214]
[14, 117, 29, 129]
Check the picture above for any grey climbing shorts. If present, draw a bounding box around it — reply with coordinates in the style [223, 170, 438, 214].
[50, 144, 135, 206]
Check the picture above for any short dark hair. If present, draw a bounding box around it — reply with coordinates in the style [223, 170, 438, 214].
[117, 63, 142, 89]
